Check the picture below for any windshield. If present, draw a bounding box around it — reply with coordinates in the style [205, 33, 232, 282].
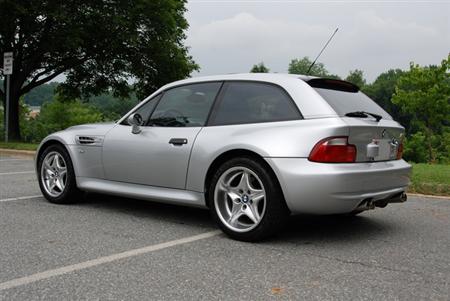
[314, 88, 392, 120]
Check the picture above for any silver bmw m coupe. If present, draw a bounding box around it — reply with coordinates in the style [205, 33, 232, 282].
[36, 73, 411, 241]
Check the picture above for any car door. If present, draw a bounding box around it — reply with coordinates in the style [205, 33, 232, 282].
[102, 82, 222, 189]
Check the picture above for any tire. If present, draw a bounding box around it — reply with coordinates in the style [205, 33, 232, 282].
[208, 157, 289, 242]
[37, 144, 82, 204]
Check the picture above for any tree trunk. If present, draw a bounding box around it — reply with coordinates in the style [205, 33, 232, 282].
[6, 90, 21, 141]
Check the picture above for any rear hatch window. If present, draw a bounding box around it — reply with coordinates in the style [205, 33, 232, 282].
[308, 78, 392, 120]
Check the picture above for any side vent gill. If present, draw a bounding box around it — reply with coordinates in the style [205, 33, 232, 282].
[76, 135, 104, 146]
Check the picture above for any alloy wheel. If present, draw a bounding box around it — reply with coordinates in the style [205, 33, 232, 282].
[214, 167, 266, 232]
[40, 151, 68, 197]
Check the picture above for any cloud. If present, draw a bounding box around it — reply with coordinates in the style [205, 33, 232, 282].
[187, 13, 334, 74]
[186, 10, 449, 81]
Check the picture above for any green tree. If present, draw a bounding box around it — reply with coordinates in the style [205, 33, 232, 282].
[0, 0, 198, 140]
[392, 55, 450, 163]
[345, 69, 366, 88]
[363, 69, 404, 110]
[362, 69, 411, 132]
[288, 56, 340, 79]
[250, 62, 270, 73]
[288, 57, 327, 76]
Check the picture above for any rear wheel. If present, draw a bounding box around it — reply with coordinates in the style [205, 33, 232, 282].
[209, 157, 289, 241]
[38, 144, 82, 204]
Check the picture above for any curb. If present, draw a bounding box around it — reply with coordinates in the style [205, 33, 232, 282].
[0, 148, 36, 157]
[407, 193, 449, 200]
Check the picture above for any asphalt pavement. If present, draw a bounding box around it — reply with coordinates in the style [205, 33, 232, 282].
[0, 153, 449, 300]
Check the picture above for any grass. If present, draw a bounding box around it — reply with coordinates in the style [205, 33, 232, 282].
[0, 141, 448, 197]
[0, 141, 39, 151]
[409, 163, 450, 197]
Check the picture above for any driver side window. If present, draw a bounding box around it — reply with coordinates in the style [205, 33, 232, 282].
[121, 94, 161, 126]
[148, 82, 222, 127]
[134, 94, 161, 125]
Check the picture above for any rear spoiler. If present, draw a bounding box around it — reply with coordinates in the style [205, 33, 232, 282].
[306, 78, 359, 93]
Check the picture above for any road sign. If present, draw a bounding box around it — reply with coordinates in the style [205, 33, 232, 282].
[3, 52, 13, 75]
[3, 52, 13, 142]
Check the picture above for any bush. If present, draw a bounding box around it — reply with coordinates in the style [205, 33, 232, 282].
[21, 99, 104, 143]
[403, 131, 449, 164]
[403, 132, 428, 163]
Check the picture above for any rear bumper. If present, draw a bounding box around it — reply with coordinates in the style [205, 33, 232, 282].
[265, 158, 411, 214]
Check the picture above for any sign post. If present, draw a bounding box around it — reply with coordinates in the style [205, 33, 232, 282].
[3, 52, 13, 142]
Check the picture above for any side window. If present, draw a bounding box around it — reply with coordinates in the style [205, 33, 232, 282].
[148, 82, 221, 127]
[121, 94, 161, 126]
[211, 82, 301, 126]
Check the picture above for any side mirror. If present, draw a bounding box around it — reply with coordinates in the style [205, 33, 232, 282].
[127, 113, 144, 134]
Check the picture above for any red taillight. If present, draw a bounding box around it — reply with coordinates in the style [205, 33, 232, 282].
[396, 141, 404, 160]
[309, 137, 356, 163]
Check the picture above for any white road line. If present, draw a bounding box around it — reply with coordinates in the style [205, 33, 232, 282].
[0, 171, 35, 176]
[0, 230, 221, 291]
[0, 159, 33, 162]
[0, 195, 43, 203]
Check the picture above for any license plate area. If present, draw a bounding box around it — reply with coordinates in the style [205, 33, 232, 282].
[370, 138, 397, 161]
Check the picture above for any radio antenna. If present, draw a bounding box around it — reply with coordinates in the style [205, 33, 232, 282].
[307, 27, 339, 75]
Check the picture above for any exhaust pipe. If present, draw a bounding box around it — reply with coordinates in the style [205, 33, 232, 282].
[389, 192, 407, 203]
[374, 192, 407, 208]
[356, 198, 375, 211]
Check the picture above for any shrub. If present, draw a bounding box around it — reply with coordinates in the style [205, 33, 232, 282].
[21, 99, 103, 143]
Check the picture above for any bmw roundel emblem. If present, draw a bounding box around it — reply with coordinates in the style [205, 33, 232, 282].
[242, 195, 249, 203]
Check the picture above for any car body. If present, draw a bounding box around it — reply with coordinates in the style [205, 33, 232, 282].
[36, 73, 411, 241]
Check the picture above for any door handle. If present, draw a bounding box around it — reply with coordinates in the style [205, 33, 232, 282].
[169, 138, 188, 145]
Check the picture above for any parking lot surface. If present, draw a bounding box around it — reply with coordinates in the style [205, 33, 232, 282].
[1, 153, 449, 300]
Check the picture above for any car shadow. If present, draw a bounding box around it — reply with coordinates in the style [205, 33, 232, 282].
[273, 213, 394, 244]
[78, 193, 394, 244]
[79, 192, 214, 229]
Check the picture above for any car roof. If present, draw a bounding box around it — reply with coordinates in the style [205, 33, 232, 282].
[160, 73, 318, 90]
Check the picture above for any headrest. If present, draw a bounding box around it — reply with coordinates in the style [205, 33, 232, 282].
[187, 92, 206, 104]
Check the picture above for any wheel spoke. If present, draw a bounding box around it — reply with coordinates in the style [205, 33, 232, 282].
[237, 171, 251, 192]
[50, 155, 57, 168]
[44, 159, 53, 170]
[55, 178, 64, 191]
[45, 168, 54, 178]
[243, 204, 259, 224]
[55, 155, 64, 169]
[227, 191, 241, 203]
[59, 169, 67, 177]
[217, 179, 232, 192]
[49, 179, 56, 192]
[251, 191, 265, 207]
[225, 172, 242, 188]
[229, 203, 243, 226]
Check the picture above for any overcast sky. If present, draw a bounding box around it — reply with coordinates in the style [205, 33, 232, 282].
[185, 0, 450, 82]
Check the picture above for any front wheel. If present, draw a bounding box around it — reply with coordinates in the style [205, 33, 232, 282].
[37, 144, 82, 204]
[209, 157, 289, 241]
